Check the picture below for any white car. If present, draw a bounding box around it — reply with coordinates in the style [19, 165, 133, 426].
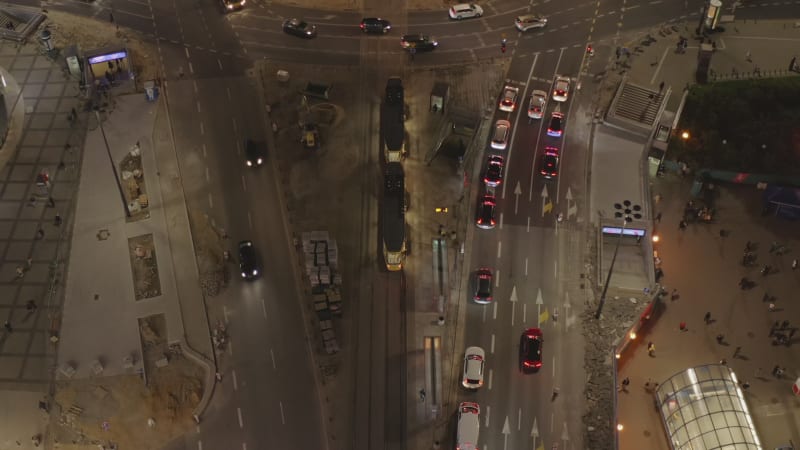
[490, 119, 511, 150]
[552, 76, 570, 102]
[457, 402, 480, 450]
[528, 89, 547, 119]
[515, 14, 547, 31]
[462, 347, 485, 389]
[498, 85, 519, 112]
[449, 3, 484, 20]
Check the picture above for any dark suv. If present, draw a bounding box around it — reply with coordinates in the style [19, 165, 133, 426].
[400, 34, 438, 51]
[360, 18, 392, 34]
[238, 240, 260, 280]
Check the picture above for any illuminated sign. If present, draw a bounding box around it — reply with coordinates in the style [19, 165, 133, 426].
[602, 226, 646, 237]
[88, 50, 128, 65]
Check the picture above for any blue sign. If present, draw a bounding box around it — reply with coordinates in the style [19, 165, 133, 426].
[88, 50, 127, 65]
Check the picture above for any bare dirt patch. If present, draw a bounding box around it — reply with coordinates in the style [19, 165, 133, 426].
[188, 210, 228, 297]
[127, 234, 162, 300]
[51, 315, 202, 449]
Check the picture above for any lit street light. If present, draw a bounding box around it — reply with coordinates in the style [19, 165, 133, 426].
[595, 200, 642, 319]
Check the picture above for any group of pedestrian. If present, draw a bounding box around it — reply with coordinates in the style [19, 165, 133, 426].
[769, 320, 795, 346]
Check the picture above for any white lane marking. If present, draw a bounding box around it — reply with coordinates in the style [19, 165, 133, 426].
[218, 59, 223, 71]
[202, 143, 207, 158]
[223, 306, 230, 323]
[193, 80, 198, 94]
[485, 405, 491, 427]
[237, 407, 244, 428]
[502, 52, 540, 199]
[208, 193, 213, 209]
[270, 348, 277, 369]
[200, 122, 204, 135]
[525, 258, 529, 276]
[493, 302, 498, 320]
[497, 241, 502, 259]
[552, 357, 556, 377]
[242, 444, 247, 450]
[198, 441, 202, 450]
[527, 216, 531, 232]
[197, 100, 202, 113]
[241, 175, 247, 192]
[227, 86, 232, 101]
[496, 270, 501, 287]
[554, 260, 557, 278]
[232, 117, 238, 135]
[189, 62, 194, 74]
[261, 298, 267, 318]
[518, 408, 522, 430]
[499, 212, 504, 229]
[236, 140, 242, 155]
[205, 167, 210, 182]
[232, 370, 238, 391]
[649, 46, 670, 85]
[228, 341, 233, 356]
[279, 401, 286, 424]
[491, 334, 496, 353]
[523, 303, 527, 323]
[511, 303, 516, 326]
[488, 369, 493, 390]
[185, 47, 190, 58]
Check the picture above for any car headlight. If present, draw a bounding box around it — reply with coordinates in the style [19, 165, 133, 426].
[247, 160, 252, 166]
[257, 158, 263, 164]
[226, 3, 234, 9]
[252, 269, 258, 276]
[241, 272, 247, 278]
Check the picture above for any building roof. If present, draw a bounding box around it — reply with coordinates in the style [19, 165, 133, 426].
[654, 364, 762, 450]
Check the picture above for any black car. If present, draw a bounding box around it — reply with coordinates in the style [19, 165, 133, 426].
[238, 240, 260, 280]
[220, 0, 245, 11]
[483, 155, 504, 187]
[547, 112, 564, 137]
[475, 194, 496, 229]
[400, 34, 438, 51]
[245, 139, 266, 167]
[360, 17, 392, 34]
[539, 148, 559, 179]
[283, 18, 317, 38]
[473, 268, 493, 304]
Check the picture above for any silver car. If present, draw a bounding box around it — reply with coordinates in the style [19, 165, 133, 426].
[515, 14, 548, 31]
[462, 346, 486, 389]
[528, 89, 547, 119]
[552, 76, 570, 102]
[449, 3, 484, 19]
[490, 119, 511, 150]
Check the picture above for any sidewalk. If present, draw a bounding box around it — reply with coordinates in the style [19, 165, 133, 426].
[54, 93, 214, 414]
[615, 19, 800, 450]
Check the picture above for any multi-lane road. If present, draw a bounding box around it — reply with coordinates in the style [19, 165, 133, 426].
[12, 0, 800, 448]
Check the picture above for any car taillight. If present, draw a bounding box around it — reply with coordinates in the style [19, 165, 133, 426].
[360, 23, 365, 29]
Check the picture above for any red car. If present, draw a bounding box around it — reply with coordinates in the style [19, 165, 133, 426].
[519, 328, 543, 372]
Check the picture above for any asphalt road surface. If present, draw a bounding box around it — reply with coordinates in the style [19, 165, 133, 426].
[13, 0, 800, 448]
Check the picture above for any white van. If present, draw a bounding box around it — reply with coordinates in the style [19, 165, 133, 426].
[456, 402, 480, 450]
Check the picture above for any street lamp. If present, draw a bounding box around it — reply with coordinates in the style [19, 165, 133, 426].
[95, 107, 131, 218]
[595, 200, 642, 319]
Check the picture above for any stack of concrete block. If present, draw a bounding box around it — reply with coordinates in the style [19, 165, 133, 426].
[301, 231, 343, 354]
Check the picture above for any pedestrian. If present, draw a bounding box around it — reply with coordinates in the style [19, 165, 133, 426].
[36, 229, 44, 239]
[762, 292, 770, 302]
[655, 212, 662, 223]
[647, 342, 655, 356]
[719, 229, 728, 238]
[220, 228, 229, 239]
[792, 259, 798, 270]
[4, 321, 11, 333]
[419, 388, 426, 402]
[789, 328, 796, 339]
[679, 220, 687, 230]
[622, 377, 630, 387]
[704, 312, 711, 324]
[659, 81, 664, 92]
[644, 379, 651, 389]
[215, 372, 222, 382]
[745, 50, 751, 62]
[109, 11, 114, 23]
[450, 230, 457, 242]
[772, 365, 780, 377]
[26, 300, 37, 311]
[71, 107, 77, 120]
[768, 303, 776, 312]
[733, 346, 741, 358]
[679, 321, 687, 331]
[716, 334, 724, 344]
[781, 320, 789, 330]
[438, 224, 445, 237]
[670, 289, 679, 301]
[740, 381, 750, 389]
[47, 197, 55, 208]
[769, 324, 775, 337]
[719, 358, 727, 365]
[16, 266, 24, 279]
[54, 213, 62, 226]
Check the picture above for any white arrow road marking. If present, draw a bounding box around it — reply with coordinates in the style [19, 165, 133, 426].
[531, 416, 539, 450]
[514, 181, 522, 214]
[502, 416, 511, 450]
